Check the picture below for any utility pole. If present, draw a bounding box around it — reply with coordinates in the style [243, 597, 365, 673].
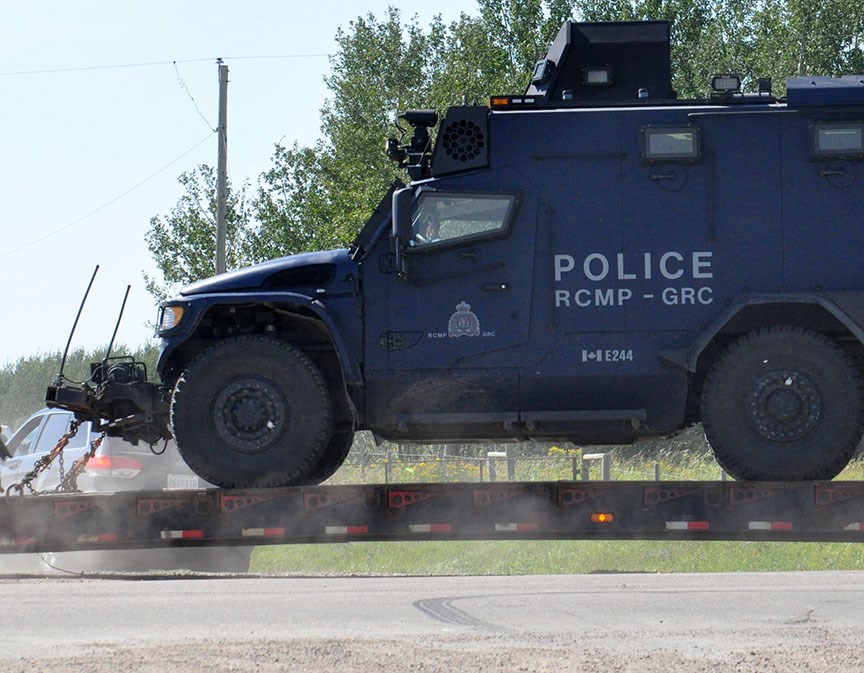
[215, 59, 229, 275]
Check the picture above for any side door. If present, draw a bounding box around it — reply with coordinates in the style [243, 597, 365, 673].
[363, 188, 535, 440]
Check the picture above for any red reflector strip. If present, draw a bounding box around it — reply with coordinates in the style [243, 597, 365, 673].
[0, 537, 36, 546]
[325, 525, 369, 535]
[161, 529, 205, 539]
[408, 524, 452, 533]
[844, 523, 864, 531]
[77, 533, 119, 543]
[748, 521, 793, 531]
[666, 521, 710, 530]
[495, 523, 539, 532]
[241, 527, 286, 538]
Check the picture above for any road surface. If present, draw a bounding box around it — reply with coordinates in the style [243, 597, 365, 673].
[1, 571, 862, 671]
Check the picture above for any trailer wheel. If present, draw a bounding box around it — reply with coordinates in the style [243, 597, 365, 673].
[701, 326, 864, 481]
[170, 336, 333, 488]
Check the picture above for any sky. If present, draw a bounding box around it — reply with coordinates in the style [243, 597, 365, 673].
[1, 1, 475, 365]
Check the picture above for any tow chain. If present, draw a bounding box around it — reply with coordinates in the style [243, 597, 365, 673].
[5, 420, 106, 496]
[55, 432, 104, 493]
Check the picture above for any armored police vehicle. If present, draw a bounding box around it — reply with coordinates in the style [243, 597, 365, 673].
[48, 20, 864, 488]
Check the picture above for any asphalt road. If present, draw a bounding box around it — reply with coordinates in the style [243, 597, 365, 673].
[1, 571, 863, 672]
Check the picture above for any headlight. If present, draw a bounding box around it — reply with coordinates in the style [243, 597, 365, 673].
[158, 305, 185, 332]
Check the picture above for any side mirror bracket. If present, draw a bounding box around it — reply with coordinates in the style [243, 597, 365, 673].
[391, 187, 414, 279]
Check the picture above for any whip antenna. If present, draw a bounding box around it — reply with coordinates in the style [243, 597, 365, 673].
[59, 265, 99, 381]
[104, 285, 131, 361]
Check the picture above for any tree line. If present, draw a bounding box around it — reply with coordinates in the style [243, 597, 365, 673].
[0, 345, 160, 431]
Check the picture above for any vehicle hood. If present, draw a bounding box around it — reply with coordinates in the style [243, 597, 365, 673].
[179, 249, 354, 296]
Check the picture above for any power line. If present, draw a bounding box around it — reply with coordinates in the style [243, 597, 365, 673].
[0, 132, 215, 258]
[0, 54, 328, 78]
[174, 61, 216, 132]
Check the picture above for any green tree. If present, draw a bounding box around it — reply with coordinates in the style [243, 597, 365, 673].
[144, 164, 252, 301]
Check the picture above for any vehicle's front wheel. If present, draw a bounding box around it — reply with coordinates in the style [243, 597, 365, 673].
[170, 336, 333, 488]
[701, 326, 864, 481]
[301, 429, 354, 485]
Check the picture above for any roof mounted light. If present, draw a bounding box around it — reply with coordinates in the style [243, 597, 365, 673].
[711, 74, 741, 94]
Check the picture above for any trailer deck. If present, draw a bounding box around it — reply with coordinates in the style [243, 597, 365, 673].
[3, 480, 864, 553]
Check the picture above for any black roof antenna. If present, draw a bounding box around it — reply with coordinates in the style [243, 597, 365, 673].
[58, 265, 99, 383]
[104, 284, 131, 361]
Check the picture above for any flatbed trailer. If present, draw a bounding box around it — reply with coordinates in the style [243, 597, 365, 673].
[3, 480, 864, 554]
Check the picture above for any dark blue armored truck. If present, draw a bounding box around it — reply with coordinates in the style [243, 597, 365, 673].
[49, 20, 864, 487]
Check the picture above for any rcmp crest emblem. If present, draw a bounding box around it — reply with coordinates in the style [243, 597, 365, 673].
[448, 301, 481, 337]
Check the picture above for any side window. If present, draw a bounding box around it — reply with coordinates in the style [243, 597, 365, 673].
[6, 418, 45, 457]
[32, 413, 76, 455]
[641, 126, 702, 163]
[811, 122, 864, 159]
[410, 192, 519, 249]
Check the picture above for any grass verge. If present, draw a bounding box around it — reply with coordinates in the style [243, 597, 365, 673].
[251, 539, 864, 575]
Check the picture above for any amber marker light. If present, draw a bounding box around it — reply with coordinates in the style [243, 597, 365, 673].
[158, 305, 185, 332]
[591, 513, 615, 523]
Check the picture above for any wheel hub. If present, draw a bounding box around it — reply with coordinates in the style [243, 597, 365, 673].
[747, 370, 821, 443]
[213, 378, 287, 454]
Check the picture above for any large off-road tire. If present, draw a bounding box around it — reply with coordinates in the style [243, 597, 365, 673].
[301, 429, 355, 485]
[701, 326, 864, 481]
[170, 336, 333, 488]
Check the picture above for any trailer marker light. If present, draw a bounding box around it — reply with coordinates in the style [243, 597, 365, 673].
[591, 512, 615, 523]
[242, 527, 286, 538]
[325, 525, 369, 535]
[409, 524, 452, 533]
[495, 523, 539, 532]
[161, 529, 205, 539]
[748, 521, 793, 531]
[666, 521, 710, 530]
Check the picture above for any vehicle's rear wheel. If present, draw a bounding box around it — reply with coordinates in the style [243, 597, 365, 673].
[701, 326, 864, 481]
[170, 336, 333, 488]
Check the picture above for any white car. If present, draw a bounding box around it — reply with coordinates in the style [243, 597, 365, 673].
[0, 409, 251, 573]
[2, 408, 204, 494]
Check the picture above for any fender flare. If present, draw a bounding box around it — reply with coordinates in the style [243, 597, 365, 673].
[157, 291, 363, 386]
[677, 293, 864, 372]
